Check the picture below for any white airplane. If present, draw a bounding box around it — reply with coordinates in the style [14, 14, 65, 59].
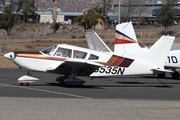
[4, 24, 175, 85]
[164, 50, 180, 78]
[86, 22, 180, 79]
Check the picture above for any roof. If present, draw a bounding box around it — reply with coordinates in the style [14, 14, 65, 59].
[57, 44, 94, 52]
[114, 3, 180, 7]
[35, 11, 83, 16]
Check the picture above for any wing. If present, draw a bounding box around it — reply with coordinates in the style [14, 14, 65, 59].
[46, 59, 103, 76]
[85, 30, 112, 52]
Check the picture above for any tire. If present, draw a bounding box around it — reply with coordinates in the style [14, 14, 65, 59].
[157, 72, 165, 78]
[171, 71, 180, 79]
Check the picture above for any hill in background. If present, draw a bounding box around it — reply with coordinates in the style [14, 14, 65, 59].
[35, 0, 166, 12]
[0, 0, 168, 12]
[36, 0, 112, 12]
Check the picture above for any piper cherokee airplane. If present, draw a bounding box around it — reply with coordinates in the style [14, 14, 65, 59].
[85, 21, 180, 79]
[4, 25, 175, 85]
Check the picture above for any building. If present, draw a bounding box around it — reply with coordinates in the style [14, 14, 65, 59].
[113, 3, 180, 25]
[3, 3, 180, 25]
[36, 10, 83, 24]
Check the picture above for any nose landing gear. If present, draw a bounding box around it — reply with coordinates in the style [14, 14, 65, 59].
[18, 74, 40, 86]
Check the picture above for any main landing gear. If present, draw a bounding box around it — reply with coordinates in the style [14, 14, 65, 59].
[56, 66, 85, 85]
[157, 72, 166, 78]
[171, 71, 180, 79]
[157, 69, 180, 79]
[18, 72, 40, 86]
[56, 74, 85, 86]
[56, 65, 85, 85]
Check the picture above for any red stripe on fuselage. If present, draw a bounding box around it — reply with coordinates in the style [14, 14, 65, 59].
[111, 56, 124, 66]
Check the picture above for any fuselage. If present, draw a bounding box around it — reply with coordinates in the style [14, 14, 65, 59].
[165, 50, 180, 69]
[4, 44, 157, 77]
[13, 44, 113, 72]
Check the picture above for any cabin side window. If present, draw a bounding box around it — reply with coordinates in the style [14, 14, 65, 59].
[73, 50, 87, 59]
[88, 54, 99, 60]
[54, 47, 72, 58]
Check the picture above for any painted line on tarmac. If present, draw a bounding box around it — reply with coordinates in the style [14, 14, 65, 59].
[0, 83, 11, 87]
[0, 83, 92, 99]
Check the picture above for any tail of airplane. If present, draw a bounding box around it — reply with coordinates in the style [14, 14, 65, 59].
[114, 22, 175, 71]
[122, 35, 175, 75]
[85, 22, 143, 55]
[114, 22, 143, 55]
[142, 35, 175, 70]
[84, 22, 175, 75]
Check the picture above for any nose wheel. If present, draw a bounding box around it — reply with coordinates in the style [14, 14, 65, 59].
[18, 74, 40, 86]
[20, 83, 30, 86]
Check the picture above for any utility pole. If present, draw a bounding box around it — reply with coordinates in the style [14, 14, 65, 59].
[50, 0, 58, 34]
[118, 0, 120, 24]
[43, 0, 44, 14]
[36, 0, 37, 9]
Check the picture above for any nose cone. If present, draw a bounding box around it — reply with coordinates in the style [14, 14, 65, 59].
[4, 52, 15, 60]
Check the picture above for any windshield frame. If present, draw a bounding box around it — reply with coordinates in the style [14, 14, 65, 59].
[40, 45, 57, 55]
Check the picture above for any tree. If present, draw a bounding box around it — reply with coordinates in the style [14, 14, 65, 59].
[0, 4, 15, 37]
[101, 0, 112, 14]
[101, 0, 112, 23]
[120, 0, 144, 22]
[134, 6, 148, 25]
[132, 0, 150, 25]
[17, 0, 37, 23]
[156, 0, 178, 34]
[50, 0, 58, 34]
[75, 7, 99, 30]
[94, 5, 105, 19]
[75, 1, 112, 30]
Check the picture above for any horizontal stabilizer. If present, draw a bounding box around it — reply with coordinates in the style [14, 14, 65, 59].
[152, 69, 174, 73]
[152, 69, 174, 75]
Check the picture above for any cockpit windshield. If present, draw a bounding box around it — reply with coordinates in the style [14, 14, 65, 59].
[41, 45, 87, 59]
[41, 45, 57, 55]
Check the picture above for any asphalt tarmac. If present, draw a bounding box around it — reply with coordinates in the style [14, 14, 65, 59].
[0, 68, 180, 119]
